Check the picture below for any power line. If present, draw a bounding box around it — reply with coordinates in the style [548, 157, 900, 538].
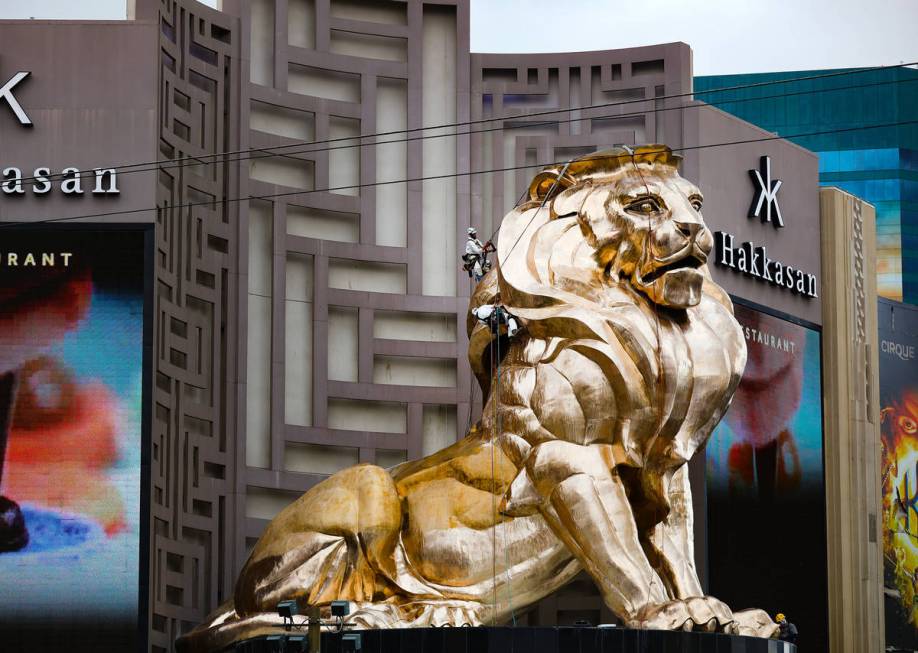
[5, 61, 916, 188]
[2, 117, 916, 229]
[148, 60, 918, 163]
[11, 71, 916, 190]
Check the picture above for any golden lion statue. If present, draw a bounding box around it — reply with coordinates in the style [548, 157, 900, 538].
[178, 145, 778, 651]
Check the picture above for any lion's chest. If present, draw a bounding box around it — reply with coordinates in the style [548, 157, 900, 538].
[652, 314, 741, 461]
[517, 301, 743, 463]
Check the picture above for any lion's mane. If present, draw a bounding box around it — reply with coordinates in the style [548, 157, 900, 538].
[468, 146, 746, 469]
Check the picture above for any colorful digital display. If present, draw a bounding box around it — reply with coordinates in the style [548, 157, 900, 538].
[879, 299, 918, 650]
[706, 301, 827, 650]
[0, 227, 148, 652]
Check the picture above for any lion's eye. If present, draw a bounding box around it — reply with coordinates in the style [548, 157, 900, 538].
[900, 415, 917, 435]
[690, 197, 703, 211]
[627, 197, 662, 215]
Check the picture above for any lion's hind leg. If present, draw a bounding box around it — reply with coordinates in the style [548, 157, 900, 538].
[235, 464, 403, 616]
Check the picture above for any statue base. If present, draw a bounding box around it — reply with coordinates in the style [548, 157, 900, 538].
[225, 627, 796, 653]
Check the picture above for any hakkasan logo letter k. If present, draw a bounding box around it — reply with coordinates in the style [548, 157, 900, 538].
[748, 155, 783, 228]
[0, 67, 32, 127]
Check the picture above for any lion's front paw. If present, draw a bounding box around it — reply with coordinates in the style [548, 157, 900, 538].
[631, 596, 735, 633]
[732, 608, 780, 638]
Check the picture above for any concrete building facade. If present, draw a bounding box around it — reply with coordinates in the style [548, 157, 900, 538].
[0, 1, 881, 651]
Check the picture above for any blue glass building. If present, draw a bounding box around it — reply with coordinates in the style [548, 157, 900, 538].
[695, 67, 918, 303]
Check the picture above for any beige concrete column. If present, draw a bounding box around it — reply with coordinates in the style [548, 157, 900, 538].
[820, 187, 884, 653]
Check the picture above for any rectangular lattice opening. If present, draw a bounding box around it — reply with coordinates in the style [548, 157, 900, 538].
[330, 0, 407, 25]
[250, 101, 315, 141]
[373, 355, 457, 387]
[328, 398, 406, 433]
[330, 30, 407, 63]
[289, 0, 316, 48]
[285, 253, 315, 426]
[328, 306, 358, 382]
[373, 311, 456, 342]
[245, 487, 302, 520]
[376, 449, 408, 468]
[328, 259, 407, 294]
[283, 443, 360, 475]
[287, 204, 359, 243]
[422, 404, 458, 456]
[288, 64, 361, 103]
[250, 156, 315, 190]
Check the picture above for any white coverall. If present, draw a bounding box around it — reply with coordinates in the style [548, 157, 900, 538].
[472, 304, 519, 337]
[465, 237, 486, 281]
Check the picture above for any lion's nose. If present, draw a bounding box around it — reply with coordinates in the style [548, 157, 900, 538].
[674, 220, 702, 239]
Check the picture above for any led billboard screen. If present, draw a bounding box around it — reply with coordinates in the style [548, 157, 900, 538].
[706, 300, 826, 650]
[0, 226, 149, 652]
[879, 299, 918, 650]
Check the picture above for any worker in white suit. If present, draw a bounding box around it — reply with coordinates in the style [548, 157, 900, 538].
[462, 227, 492, 282]
[472, 301, 520, 338]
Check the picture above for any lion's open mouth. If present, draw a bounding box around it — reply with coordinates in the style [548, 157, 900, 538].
[642, 254, 705, 283]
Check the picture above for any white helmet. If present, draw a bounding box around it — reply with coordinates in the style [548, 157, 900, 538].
[467, 227, 477, 236]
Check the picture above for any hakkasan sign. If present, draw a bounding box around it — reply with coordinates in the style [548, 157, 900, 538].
[1, 69, 120, 199]
[713, 156, 818, 299]
[2, 166, 120, 197]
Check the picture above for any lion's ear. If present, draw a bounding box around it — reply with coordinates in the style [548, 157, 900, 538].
[528, 168, 577, 204]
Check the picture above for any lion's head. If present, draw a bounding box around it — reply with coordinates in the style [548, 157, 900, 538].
[513, 144, 714, 309]
[469, 145, 743, 417]
[553, 146, 712, 309]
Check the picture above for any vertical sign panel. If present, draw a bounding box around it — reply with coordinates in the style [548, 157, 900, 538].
[0, 226, 149, 652]
[706, 301, 827, 650]
[879, 299, 918, 650]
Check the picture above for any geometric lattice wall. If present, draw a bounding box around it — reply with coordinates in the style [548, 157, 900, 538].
[471, 44, 691, 239]
[236, 0, 472, 564]
[150, 1, 240, 650]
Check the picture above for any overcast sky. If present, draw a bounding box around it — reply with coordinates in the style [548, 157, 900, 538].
[1, 0, 915, 75]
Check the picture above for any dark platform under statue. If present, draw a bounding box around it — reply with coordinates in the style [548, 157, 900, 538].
[226, 627, 797, 653]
